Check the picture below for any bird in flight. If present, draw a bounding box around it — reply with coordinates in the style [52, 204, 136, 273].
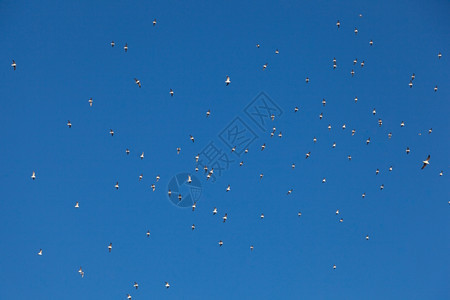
[153, 19, 157, 26]
[421, 155, 430, 169]
[88, 98, 93, 107]
[170, 89, 174, 96]
[124, 43, 128, 52]
[67, 120, 72, 128]
[110, 41, 114, 47]
[165, 282, 170, 288]
[31, 171, 36, 180]
[108, 243, 112, 252]
[38, 249, 43, 255]
[133, 282, 138, 289]
[11, 60, 16, 70]
[225, 76, 231, 86]
[336, 20, 340, 28]
[134, 78, 141, 88]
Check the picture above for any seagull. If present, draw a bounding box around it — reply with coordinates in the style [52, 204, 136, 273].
[362, 193, 366, 198]
[322, 178, 326, 183]
[421, 155, 430, 169]
[440, 170, 443, 176]
[225, 76, 231, 86]
[287, 189, 293, 195]
[88, 98, 93, 107]
[353, 58, 357, 65]
[38, 249, 43, 255]
[366, 235, 370, 240]
[305, 152, 311, 159]
[376, 169, 379, 175]
[165, 282, 170, 289]
[140, 152, 144, 160]
[335, 209, 339, 215]
[250, 245, 254, 251]
[261, 144, 266, 151]
[378, 119, 382, 127]
[275, 49, 279, 54]
[187, 175, 192, 183]
[219, 240, 223, 247]
[110, 129, 114, 136]
[124, 43, 128, 52]
[294, 107, 299, 112]
[333, 265, 337, 269]
[366, 138, 370, 145]
[67, 120, 72, 128]
[342, 124, 346, 130]
[262, 63, 268, 70]
[313, 137, 317, 143]
[147, 230, 150, 237]
[11, 60, 16, 70]
[328, 124, 332, 130]
[110, 41, 114, 47]
[319, 113, 323, 119]
[434, 86, 438, 92]
[170, 89, 174, 96]
[332, 142, 336, 148]
[305, 77, 309, 83]
[108, 243, 112, 252]
[298, 212, 302, 217]
[177, 147, 181, 154]
[151, 184, 156, 191]
[351, 69, 355, 76]
[352, 129, 356, 136]
[74, 202, 79, 208]
[401, 121, 405, 127]
[336, 20, 340, 28]
[348, 155, 352, 161]
[213, 207, 217, 215]
[134, 78, 141, 88]
[226, 185, 231, 192]
[78, 267, 84, 278]
[115, 182, 119, 189]
[322, 99, 326, 106]
[438, 52, 442, 59]
[261, 213, 264, 219]
[259, 173, 263, 179]
[339, 218, 343, 223]
[191, 224, 195, 230]
[389, 166, 393, 172]
[354, 27, 358, 35]
[388, 132, 392, 139]
[369, 40, 373, 46]
[156, 175, 160, 182]
[223, 213, 228, 223]
[256, 44, 260, 48]
[153, 19, 157, 26]
[361, 61, 365, 67]
[189, 135, 195, 143]
[409, 81, 413, 88]
[411, 73, 415, 81]
[31, 171, 36, 180]
[380, 184, 384, 190]
[206, 110, 210, 117]
[127, 294, 131, 300]
[292, 163, 296, 169]
[126, 149, 130, 155]
[354, 96, 358, 103]
[139, 174, 143, 181]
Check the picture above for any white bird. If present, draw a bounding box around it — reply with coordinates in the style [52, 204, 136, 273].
[322, 178, 326, 183]
[354, 27, 358, 35]
[190, 135, 195, 143]
[225, 76, 231, 86]
[156, 175, 160, 182]
[328, 124, 331, 130]
[439, 171, 443, 176]
[275, 49, 279, 54]
[177, 147, 181, 154]
[362, 193, 366, 198]
[170, 89, 174, 96]
[108, 243, 112, 253]
[11, 60, 16, 70]
[31, 171, 36, 180]
[261, 213, 264, 219]
[223, 213, 228, 223]
[115, 182, 119, 189]
[409, 81, 413, 88]
[366, 138, 371, 145]
[401, 121, 405, 127]
[250, 245, 254, 251]
[332, 142, 336, 148]
[110, 41, 114, 47]
[380, 184, 384, 190]
[261, 144, 266, 151]
[406, 147, 410, 154]
[366, 235, 370, 240]
[389, 166, 393, 172]
[369, 40, 373, 46]
[219, 240, 223, 247]
[140, 152, 144, 160]
[305, 152, 311, 159]
[67, 120, 72, 128]
[336, 20, 340, 28]
[292, 163, 296, 169]
[126, 149, 130, 155]
[335, 209, 339, 215]
[213, 207, 217, 215]
[147, 230, 150, 237]
[206, 110, 210, 117]
[361, 61, 365, 67]
[287, 189, 293, 195]
[134, 78, 141, 88]
[165, 282, 170, 288]
[78, 267, 84, 278]
[333, 265, 337, 269]
[294, 107, 299, 112]
[153, 19, 157, 26]
[191, 224, 195, 230]
[298, 212, 302, 217]
[187, 175, 192, 183]
[226, 185, 231, 192]
[305, 77, 309, 83]
[354, 96, 358, 103]
[421, 155, 430, 169]
[88, 98, 93, 107]
[438, 52, 442, 59]
[110, 129, 114, 136]
[351, 69, 355, 76]
[322, 99, 326, 106]
[38, 249, 42, 255]
[313, 137, 317, 143]
[352, 129, 356, 136]
[139, 174, 143, 181]
[262, 63, 268, 70]
[124, 43, 128, 52]
[74, 202, 79, 208]
[127, 294, 131, 300]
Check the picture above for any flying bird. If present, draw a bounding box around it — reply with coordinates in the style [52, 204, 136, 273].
[134, 78, 141, 88]
[225, 76, 231, 86]
[153, 19, 157, 26]
[88, 98, 93, 107]
[38, 249, 43, 255]
[336, 20, 340, 28]
[67, 120, 72, 128]
[421, 155, 430, 169]
[108, 243, 112, 252]
[110, 41, 114, 47]
[31, 171, 36, 180]
[124, 43, 128, 52]
[11, 60, 16, 70]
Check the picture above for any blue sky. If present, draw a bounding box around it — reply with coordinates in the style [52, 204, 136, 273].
[0, 0, 449, 299]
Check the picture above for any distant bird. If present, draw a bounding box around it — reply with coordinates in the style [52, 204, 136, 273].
[177, 147, 181, 154]
[170, 89, 174, 96]
[74, 202, 79, 208]
[305, 77, 309, 83]
[225, 76, 231, 86]
[362, 193, 366, 198]
[127, 294, 131, 300]
[262, 63, 268, 70]
[165, 282, 170, 288]
[388, 132, 392, 139]
[434, 86, 438, 92]
[380, 184, 384, 190]
[67, 120, 72, 128]
[189, 135, 195, 143]
[213, 207, 217, 215]
[411, 73, 415, 81]
[354, 96, 358, 103]
[332, 142, 336, 148]
[153, 19, 157, 26]
[319, 113, 323, 120]
[328, 124, 332, 130]
[294, 107, 299, 112]
[191, 224, 195, 230]
[250, 245, 254, 251]
[140, 152, 144, 160]
[151, 184, 156, 191]
[339, 218, 343, 223]
[366, 137, 371, 145]
[206, 110, 211, 117]
[275, 49, 279, 54]
[409, 81, 413, 88]
[110, 41, 115, 47]
[11, 60, 16, 70]
[378, 119, 382, 127]
[421, 155, 430, 169]
[352, 129, 356, 136]
[261, 213, 264, 219]
[256, 44, 260, 48]
[333, 265, 337, 270]
[259, 173, 263, 179]
[335, 209, 339, 215]
[313, 137, 317, 143]
[134, 78, 141, 88]
[298, 212, 302, 217]
[342, 124, 346, 130]
[336, 20, 340, 28]
[88, 98, 93, 107]
[322, 178, 326, 183]
[226, 185, 231, 192]
[305, 152, 311, 159]
[110, 129, 114, 136]
[261, 144, 266, 151]
[126, 149, 130, 155]
[147, 230, 150, 237]
[369, 40, 373, 46]
[348, 155, 352, 161]
[360, 61, 365, 67]
[401, 121, 405, 127]
[187, 175, 192, 183]
[115, 182, 119, 189]
[78, 267, 84, 278]
[428, 128, 432, 134]
[440, 171, 443, 176]
[156, 175, 160, 182]
[287, 189, 293, 195]
[223, 213, 228, 223]
[354, 27, 358, 35]
[292, 163, 296, 169]
[366, 235, 370, 240]
[322, 98, 326, 106]
[376, 169, 379, 175]
[108, 243, 112, 252]
[438, 52, 442, 59]
[351, 69, 355, 76]
[219, 240, 223, 247]
[389, 166, 393, 172]
[38, 249, 42, 255]
[406, 147, 410, 154]
[353, 58, 357, 65]
[124, 43, 128, 52]
[139, 174, 143, 181]
[31, 171, 36, 180]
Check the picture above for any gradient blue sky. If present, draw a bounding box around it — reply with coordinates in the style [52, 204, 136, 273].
[1, 0, 449, 299]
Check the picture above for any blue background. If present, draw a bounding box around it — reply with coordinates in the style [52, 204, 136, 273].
[0, 0, 449, 299]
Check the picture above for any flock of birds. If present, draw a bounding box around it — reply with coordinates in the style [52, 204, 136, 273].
[13, 15, 445, 298]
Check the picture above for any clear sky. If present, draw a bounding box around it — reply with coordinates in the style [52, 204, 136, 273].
[0, 0, 449, 299]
